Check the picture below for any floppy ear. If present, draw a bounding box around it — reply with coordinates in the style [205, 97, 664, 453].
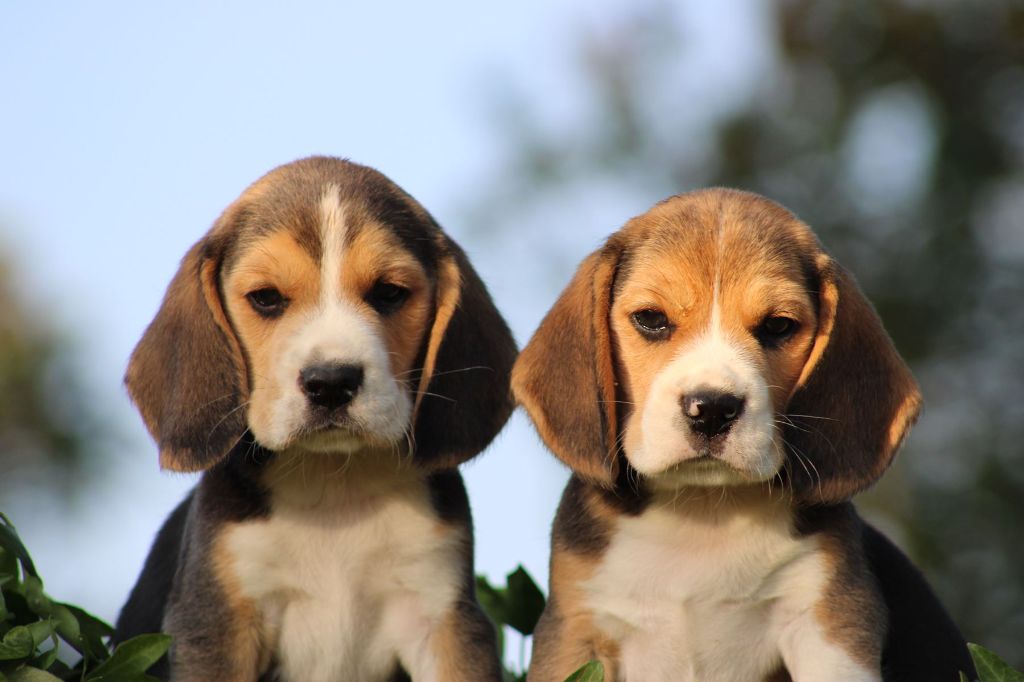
[125, 224, 247, 472]
[784, 253, 922, 504]
[511, 243, 621, 488]
[411, 237, 517, 469]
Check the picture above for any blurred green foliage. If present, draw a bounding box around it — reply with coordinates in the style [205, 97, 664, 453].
[0, 249, 106, 501]
[472, 0, 1024, 666]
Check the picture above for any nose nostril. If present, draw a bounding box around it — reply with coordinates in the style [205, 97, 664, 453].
[681, 391, 746, 438]
[684, 396, 705, 419]
[299, 364, 364, 409]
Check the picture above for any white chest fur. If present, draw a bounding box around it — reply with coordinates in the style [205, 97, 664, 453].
[222, 463, 463, 682]
[583, 492, 878, 682]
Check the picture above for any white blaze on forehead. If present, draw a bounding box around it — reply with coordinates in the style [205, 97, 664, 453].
[247, 183, 413, 451]
[712, 211, 724, 335]
[626, 225, 782, 482]
[319, 184, 347, 303]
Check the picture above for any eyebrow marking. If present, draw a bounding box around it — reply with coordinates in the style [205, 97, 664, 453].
[319, 184, 347, 305]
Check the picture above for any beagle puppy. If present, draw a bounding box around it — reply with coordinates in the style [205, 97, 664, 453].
[114, 157, 516, 682]
[513, 189, 974, 682]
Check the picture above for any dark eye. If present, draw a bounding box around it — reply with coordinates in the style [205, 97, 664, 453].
[246, 287, 288, 318]
[366, 281, 410, 315]
[756, 315, 798, 347]
[631, 309, 671, 338]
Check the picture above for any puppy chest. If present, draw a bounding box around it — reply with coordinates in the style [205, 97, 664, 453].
[221, 498, 463, 680]
[582, 510, 827, 682]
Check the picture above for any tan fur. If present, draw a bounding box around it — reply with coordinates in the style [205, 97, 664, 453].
[811, 517, 886, 670]
[339, 223, 433, 377]
[121, 157, 515, 682]
[221, 224, 432, 444]
[530, 551, 618, 682]
[517, 188, 923, 681]
[516, 187, 921, 501]
[510, 247, 622, 487]
[209, 533, 270, 681]
[413, 255, 460, 418]
[609, 203, 820, 465]
[221, 229, 319, 439]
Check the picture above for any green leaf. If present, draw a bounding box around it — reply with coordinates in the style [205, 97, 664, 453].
[476, 575, 509, 625]
[5, 665, 64, 681]
[503, 566, 546, 636]
[19, 580, 49, 619]
[62, 605, 112, 640]
[563, 660, 605, 682]
[60, 604, 112, 662]
[969, 643, 1024, 682]
[49, 605, 78, 646]
[29, 642, 58, 674]
[22, 622, 53, 650]
[0, 517, 36, 580]
[84, 634, 171, 681]
[475, 576, 508, 660]
[0, 627, 33, 661]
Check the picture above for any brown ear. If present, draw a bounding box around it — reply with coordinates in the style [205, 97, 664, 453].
[511, 243, 621, 488]
[125, 228, 247, 472]
[411, 237, 517, 469]
[784, 253, 922, 503]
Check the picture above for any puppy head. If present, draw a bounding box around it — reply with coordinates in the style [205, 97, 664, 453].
[127, 156, 516, 472]
[513, 189, 920, 503]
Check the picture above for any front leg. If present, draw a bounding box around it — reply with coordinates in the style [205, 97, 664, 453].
[161, 519, 270, 682]
[162, 575, 268, 682]
[777, 610, 881, 682]
[528, 598, 618, 682]
[399, 597, 502, 682]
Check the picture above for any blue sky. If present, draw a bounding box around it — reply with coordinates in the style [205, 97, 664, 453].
[0, 0, 764, 654]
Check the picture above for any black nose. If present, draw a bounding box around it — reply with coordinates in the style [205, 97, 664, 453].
[299, 363, 364, 409]
[682, 391, 745, 438]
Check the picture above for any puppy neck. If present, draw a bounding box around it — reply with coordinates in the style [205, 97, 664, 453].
[262, 443, 423, 510]
[643, 481, 793, 526]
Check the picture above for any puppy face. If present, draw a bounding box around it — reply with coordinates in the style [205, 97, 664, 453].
[513, 189, 921, 503]
[127, 157, 517, 472]
[221, 188, 432, 453]
[611, 199, 819, 487]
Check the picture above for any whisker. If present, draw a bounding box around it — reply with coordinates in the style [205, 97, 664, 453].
[328, 452, 354, 478]
[784, 415, 838, 455]
[781, 435, 822, 496]
[773, 416, 812, 434]
[417, 390, 457, 404]
[205, 400, 252, 444]
[396, 365, 493, 379]
[267, 451, 304, 487]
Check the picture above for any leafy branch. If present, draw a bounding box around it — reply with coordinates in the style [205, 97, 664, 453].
[0, 513, 169, 682]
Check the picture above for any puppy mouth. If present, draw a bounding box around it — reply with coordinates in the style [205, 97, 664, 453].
[289, 424, 368, 454]
[670, 454, 737, 473]
[647, 453, 759, 488]
[289, 412, 409, 454]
